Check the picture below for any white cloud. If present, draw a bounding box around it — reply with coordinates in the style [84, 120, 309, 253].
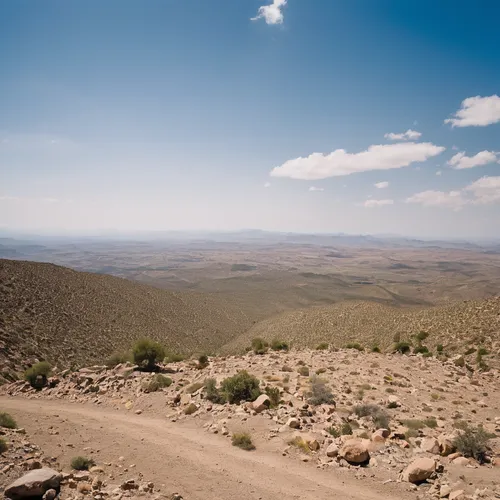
[374, 181, 389, 189]
[264, 182, 271, 188]
[436, 170, 442, 176]
[384, 129, 422, 141]
[447, 150, 499, 170]
[445, 95, 500, 127]
[270, 142, 445, 180]
[308, 186, 324, 192]
[251, 0, 287, 25]
[452, 145, 459, 151]
[363, 199, 394, 208]
[0, 195, 60, 203]
[465, 176, 500, 205]
[407, 175, 500, 210]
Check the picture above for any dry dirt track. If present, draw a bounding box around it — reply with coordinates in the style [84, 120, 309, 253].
[0, 397, 416, 500]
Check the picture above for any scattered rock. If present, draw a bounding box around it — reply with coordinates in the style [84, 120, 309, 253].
[5, 468, 62, 499]
[339, 439, 369, 464]
[402, 457, 436, 484]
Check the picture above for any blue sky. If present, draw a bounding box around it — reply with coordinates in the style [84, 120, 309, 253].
[1, 0, 500, 238]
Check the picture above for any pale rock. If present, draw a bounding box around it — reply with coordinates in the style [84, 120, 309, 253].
[5, 468, 62, 499]
[326, 443, 339, 458]
[452, 457, 470, 466]
[440, 485, 452, 498]
[420, 437, 440, 454]
[449, 490, 465, 500]
[402, 457, 436, 483]
[252, 394, 271, 413]
[339, 439, 370, 464]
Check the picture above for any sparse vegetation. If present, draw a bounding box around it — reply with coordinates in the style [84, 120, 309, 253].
[197, 354, 209, 369]
[132, 338, 165, 371]
[71, 456, 95, 471]
[394, 341, 411, 354]
[354, 404, 390, 428]
[297, 366, 310, 377]
[106, 351, 132, 367]
[340, 422, 353, 435]
[288, 436, 310, 454]
[265, 386, 281, 408]
[204, 378, 225, 404]
[308, 376, 335, 405]
[0, 439, 8, 454]
[282, 365, 293, 372]
[345, 342, 363, 351]
[436, 344, 444, 353]
[0, 412, 17, 429]
[232, 432, 255, 450]
[316, 342, 329, 350]
[371, 346, 381, 353]
[271, 339, 289, 351]
[453, 424, 493, 463]
[24, 361, 51, 389]
[251, 338, 269, 355]
[164, 352, 185, 363]
[220, 371, 261, 404]
[142, 374, 172, 392]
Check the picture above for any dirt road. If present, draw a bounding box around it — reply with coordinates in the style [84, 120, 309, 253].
[0, 397, 416, 500]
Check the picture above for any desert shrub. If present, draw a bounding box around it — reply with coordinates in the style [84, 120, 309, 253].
[0, 412, 17, 429]
[220, 371, 261, 404]
[394, 341, 411, 354]
[414, 345, 429, 355]
[464, 347, 476, 356]
[0, 438, 8, 454]
[197, 354, 209, 369]
[132, 339, 165, 371]
[142, 374, 172, 393]
[184, 403, 198, 415]
[415, 331, 429, 342]
[402, 419, 425, 430]
[477, 347, 489, 356]
[316, 342, 329, 350]
[164, 352, 185, 363]
[387, 401, 398, 409]
[251, 338, 268, 355]
[106, 351, 132, 368]
[271, 339, 289, 351]
[308, 376, 335, 405]
[436, 344, 444, 353]
[424, 418, 438, 429]
[288, 436, 310, 453]
[282, 365, 293, 372]
[345, 342, 363, 351]
[204, 378, 225, 404]
[326, 425, 340, 438]
[371, 346, 381, 353]
[453, 425, 493, 463]
[71, 456, 95, 471]
[186, 381, 204, 394]
[354, 404, 390, 428]
[297, 366, 310, 377]
[265, 386, 281, 408]
[24, 361, 51, 389]
[232, 432, 255, 451]
[341, 422, 353, 435]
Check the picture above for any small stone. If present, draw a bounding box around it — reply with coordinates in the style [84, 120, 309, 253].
[42, 489, 57, 500]
[326, 443, 339, 458]
[449, 490, 465, 500]
[440, 485, 452, 498]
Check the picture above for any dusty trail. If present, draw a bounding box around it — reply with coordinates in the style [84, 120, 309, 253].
[0, 397, 416, 500]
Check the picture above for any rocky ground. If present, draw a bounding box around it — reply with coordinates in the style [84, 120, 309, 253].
[1, 348, 500, 499]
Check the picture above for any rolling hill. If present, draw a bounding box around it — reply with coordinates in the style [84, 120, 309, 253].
[0, 259, 252, 376]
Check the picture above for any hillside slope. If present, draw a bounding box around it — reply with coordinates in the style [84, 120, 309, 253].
[224, 298, 500, 356]
[0, 259, 251, 374]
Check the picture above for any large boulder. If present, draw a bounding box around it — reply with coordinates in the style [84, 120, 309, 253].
[5, 468, 62, 499]
[438, 433, 457, 456]
[339, 439, 370, 464]
[420, 437, 440, 455]
[402, 457, 436, 483]
[252, 394, 271, 413]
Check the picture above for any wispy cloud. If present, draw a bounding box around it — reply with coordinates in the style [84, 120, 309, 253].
[363, 199, 394, 208]
[0, 195, 61, 203]
[384, 129, 422, 141]
[407, 176, 500, 210]
[270, 142, 445, 180]
[374, 181, 389, 189]
[251, 0, 287, 25]
[264, 182, 271, 188]
[308, 186, 324, 192]
[436, 170, 442, 176]
[447, 150, 499, 170]
[445, 95, 500, 127]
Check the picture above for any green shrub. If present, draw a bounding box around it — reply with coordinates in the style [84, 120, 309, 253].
[106, 351, 132, 368]
[436, 344, 444, 353]
[464, 347, 476, 356]
[232, 432, 255, 451]
[71, 456, 95, 471]
[184, 403, 198, 415]
[326, 425, 340, 438]
[453, 425, 493, 463]
[24, 361, 51, 389]
[424, 418, 438, 429]
[477, 347, 489, 356]
[394, 342, 411, 354]
[308, 376, 335, 405]
[142, 374, 172, 393]
[371, 346, 381, 353]
[265, 386, 281, 408]
[220, 371, 261, 404]
[402, 419, 425, 430]
[271, 339, 289, 351]
[354, 404, 390, 428]
[0, 438, 8, 454]
[197, 354, 209, 369]
[251, 338, 268, 355]
[164, 352, 185, 363]
[316, 342, 329, 351]
[297, 366, 310, 377]
[132, 339, 165, 371]
[288, 436, 310, 453]
[204, 378, 225, 404]
[413, 345, 429, 355]
[341, 422, 353, 435]
[0, 412, 17, 429]
[345, 343, 363, 351]
[387, 401, 398, 409]
[415, 331, 429, 342]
